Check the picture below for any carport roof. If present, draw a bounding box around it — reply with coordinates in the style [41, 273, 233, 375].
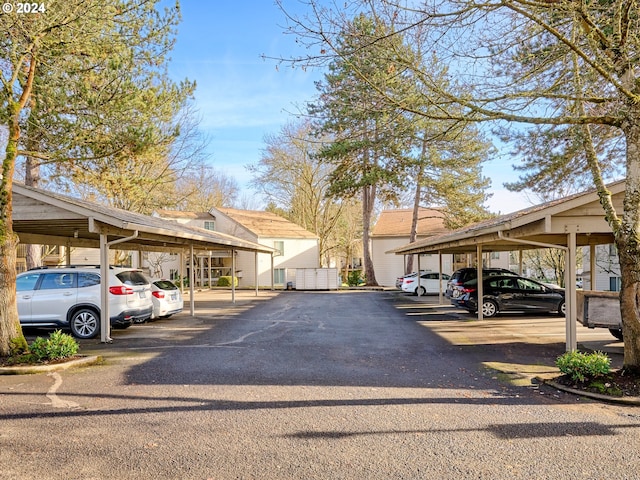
[12, 183, 276, 254]
[392, 181, 624, 255]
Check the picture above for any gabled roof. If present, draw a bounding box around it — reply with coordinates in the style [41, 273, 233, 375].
[12, 184, 275, 254]
[211, 207, 318, 239]
[154, 210, 214, 221]
[372, 208, 448, 237]
[392, 181, 624, 255]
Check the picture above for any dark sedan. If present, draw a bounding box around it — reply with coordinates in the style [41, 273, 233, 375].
[457, 274, 565, 318]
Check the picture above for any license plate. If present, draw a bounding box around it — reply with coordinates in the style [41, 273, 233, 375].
[170, 294, 177, 301]
[138, 291, 146, 299]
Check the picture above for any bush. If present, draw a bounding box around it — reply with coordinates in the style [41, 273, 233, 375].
[347, 270, 364, 286]
[217, 276, 238, 287]
[556, 350, 611, 382]
[29, 330, 79, 362]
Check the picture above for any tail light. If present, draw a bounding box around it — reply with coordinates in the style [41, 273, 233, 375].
[405, 279, 414, 284]
[461, 286, 476, 294]
[109, 285, 134, 295]
[152, 291, 165, 299]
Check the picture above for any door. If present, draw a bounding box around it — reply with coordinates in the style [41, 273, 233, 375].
[16, 272, 42, 321]
[30, 272, 78, 323]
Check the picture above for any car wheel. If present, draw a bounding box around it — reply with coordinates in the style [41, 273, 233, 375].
[416, 286, 426, 296]
[482, 299, 498, 318]
[557, 300, 566, 316]
[69, 308, 100, 339]
[609, 328, 624, 341]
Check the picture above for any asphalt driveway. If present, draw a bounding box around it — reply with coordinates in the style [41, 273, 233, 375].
[1, 289, 636, 480]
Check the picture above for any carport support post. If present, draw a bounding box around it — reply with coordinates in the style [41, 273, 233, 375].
[254, 251, 259, 297]
[99, 234, 111, 343]
[566, 231, 578, 351]
[438, 251, 444, 303]
[477, 245, 484, 321]
[231, 248, 236, 304]
[417, 254, 422, 296]
[271, 254, 275, 291]
[189, 244, 195, 316]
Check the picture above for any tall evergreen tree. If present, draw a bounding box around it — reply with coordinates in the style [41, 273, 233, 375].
[0, 0, 191, 355]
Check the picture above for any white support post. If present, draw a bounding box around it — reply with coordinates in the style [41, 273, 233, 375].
[417, 254, 422, 296]
[566, 231, 578, 351]
[477, 245, 484, 321]
[100, 234, 111, 343]
[189, 244, 195, 316]
[231, 249, 236, 304]
[254, 251, 259, 296]
[271, 254, 275, 291]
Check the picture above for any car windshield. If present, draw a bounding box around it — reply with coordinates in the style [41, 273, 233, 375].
[116, 271, 149, 286]
[154, 280, 178, 290]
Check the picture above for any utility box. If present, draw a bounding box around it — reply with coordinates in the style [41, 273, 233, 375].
[576, 290, 622, 329]
[294, 268, 339, 290]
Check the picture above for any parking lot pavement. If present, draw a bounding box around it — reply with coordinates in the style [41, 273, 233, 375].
[390, 291, 624, 382]
[77, 289, 625, 381]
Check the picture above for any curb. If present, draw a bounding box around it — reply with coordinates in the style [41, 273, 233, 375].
[539, 377, 640, 406]
[0, 355, 101, 375]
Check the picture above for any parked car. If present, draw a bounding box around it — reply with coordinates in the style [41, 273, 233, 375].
[456, 274, 566, 318]
[395, 270, 430, 289]
[445, 267, 518, 304]
[149, 279, 183, 319]
[16, 266, 153, 339]
[401, 272, 451, 295]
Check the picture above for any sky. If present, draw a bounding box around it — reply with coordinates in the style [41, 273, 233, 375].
[166, 1, 532, 214]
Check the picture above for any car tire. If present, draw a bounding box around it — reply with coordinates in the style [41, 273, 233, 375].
[416, 286, 426, 296]
[557, 300, 566, 316]
[69, 308, 100, 339]
[482, 299, 498, 318]
[609, 328, 624, 341]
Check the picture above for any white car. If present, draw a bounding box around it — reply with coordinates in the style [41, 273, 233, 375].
[17, 266, 153, 339]
[149, 279, 183, 319]
[401, 272, 451, 296]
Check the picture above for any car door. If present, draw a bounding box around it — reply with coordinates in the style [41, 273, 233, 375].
[16, 272, 42, 321]
[514, 277, 552, 311]
[488, 277, 518, 308]
[30, 272, 78, 323]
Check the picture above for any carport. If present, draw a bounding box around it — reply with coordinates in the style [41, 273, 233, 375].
[392, 181, 624, 351]
[12, 183, 276, 343]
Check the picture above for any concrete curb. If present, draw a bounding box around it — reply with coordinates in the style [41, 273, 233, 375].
[0, 355, 101, 375]
[540, 377, 640, 406]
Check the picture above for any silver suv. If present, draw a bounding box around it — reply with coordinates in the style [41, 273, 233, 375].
[17, 266, 153, 339]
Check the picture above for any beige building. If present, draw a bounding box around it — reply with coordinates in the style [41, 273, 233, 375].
[153, 207, 319, 287]
[371, 208, 453, 287]
[371, 208, 511, 287]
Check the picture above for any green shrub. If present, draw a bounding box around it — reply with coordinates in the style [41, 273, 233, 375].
[347, 270, 364, 287]
[29, 330, 79, 362]
[556, 350, 611, 382]
[217, 276, 238, 287]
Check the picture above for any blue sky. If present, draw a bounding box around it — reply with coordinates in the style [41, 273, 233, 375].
[167, 1, 531, 214]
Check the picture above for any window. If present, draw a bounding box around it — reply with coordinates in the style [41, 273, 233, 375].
[78, 273, 100, 288]
[274, 241, 284, 256]
[274, 268, 286, 284]
[610, 277, 621, 292]
[16, 273, 41, 292]
[40, 272, 76, 290]
[609, 244, 617, 256]
[204, 220, 215, 231]
[490, 252, 500, 260]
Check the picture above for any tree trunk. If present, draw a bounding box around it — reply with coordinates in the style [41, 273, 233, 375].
[618, 117, 640, 369]
[362, 184, 378, 286]
[0, 105, 27, 356]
